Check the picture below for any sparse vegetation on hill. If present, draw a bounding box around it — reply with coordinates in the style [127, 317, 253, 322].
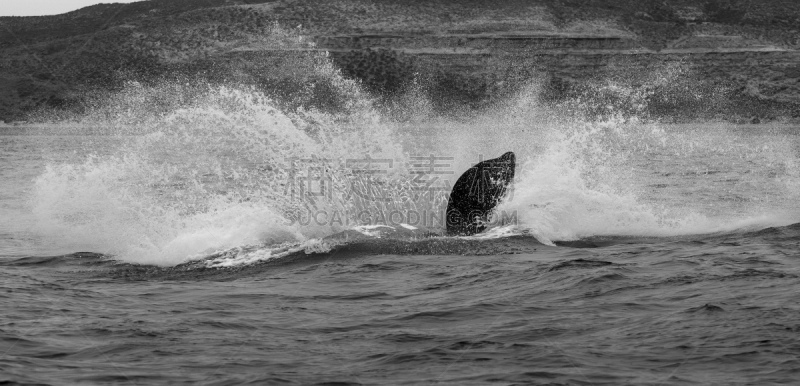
[0, 0, 798, 122]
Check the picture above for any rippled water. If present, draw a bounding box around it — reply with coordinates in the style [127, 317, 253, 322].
[3, 123, 800, 385]
[3, 81, 800, 384]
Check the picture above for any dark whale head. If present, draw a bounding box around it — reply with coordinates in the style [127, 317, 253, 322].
[446, 151, 515, 235]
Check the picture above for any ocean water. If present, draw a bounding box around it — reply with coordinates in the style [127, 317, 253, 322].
[3, 76, 800, 385]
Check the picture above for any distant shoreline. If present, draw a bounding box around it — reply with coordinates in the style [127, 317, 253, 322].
[1, 0, 798, 122]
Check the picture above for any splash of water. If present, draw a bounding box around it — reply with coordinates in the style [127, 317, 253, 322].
[29, 69, 410, 265]
[491, 83, 800, 244]
[24, 52, 800, 266]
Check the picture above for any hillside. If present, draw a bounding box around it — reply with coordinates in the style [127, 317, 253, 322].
[1, 0, 799, 122]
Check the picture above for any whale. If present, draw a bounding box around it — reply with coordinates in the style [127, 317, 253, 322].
[446, 151, 515, 235]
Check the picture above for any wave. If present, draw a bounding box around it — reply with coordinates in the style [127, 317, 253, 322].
[11, 221, 800, 273]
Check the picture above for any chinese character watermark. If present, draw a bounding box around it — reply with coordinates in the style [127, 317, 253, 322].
[283, 157, 333, 201]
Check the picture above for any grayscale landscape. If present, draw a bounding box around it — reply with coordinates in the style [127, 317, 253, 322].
[2, 1, 800, 385]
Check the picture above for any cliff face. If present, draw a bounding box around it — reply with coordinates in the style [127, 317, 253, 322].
[1, 0, 799, 122]
[313, 31, 799, 120]
[315, 34, 638, 52]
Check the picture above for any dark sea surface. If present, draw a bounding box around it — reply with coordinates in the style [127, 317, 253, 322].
[3, 103, 800, 384]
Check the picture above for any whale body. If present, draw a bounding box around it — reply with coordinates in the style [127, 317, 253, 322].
[446, 152, 515, 235]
